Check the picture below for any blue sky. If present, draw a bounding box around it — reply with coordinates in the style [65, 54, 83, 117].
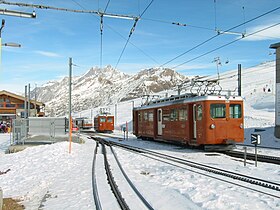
[0, 0, 280, 93]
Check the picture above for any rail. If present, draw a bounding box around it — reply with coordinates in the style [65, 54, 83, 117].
[225, 150, 280, 165]
[92, 142, 102, 210]
[93, 137, 154, 210]
[96, 137, 280, 199]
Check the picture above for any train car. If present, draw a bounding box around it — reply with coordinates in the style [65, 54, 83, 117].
[94, 114, 114, 133]
[74, 117, 93, 130]
[133, 94, 244, 150]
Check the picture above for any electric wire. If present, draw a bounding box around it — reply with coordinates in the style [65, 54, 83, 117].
[172, 22, 280, 69]
[141, 17, 214, 31]
[114, 0, 154, 70]
[0, 0, 138, 19]
[104, 0, 111, 13]
[99, 0, 111, 69]
[70, 0, 159, 66]
[160, 5, 280, 68]
[214, 0, 217, 30]
[100, 14, 104, 69]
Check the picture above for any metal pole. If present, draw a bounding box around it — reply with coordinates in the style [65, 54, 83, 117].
[28, 83, 30, 117]
[24, 85, 27, 118]
[132, 101, 134, 132]
[69, 57, 72, 144]
[255, 144, 258, 167]
[238, 64, 241, 96]
[243, 146, 247, 166]
[115, 103, 117, 127]
[34, 83, 37, 117]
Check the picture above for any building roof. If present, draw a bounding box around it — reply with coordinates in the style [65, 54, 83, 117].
[270, 42, 280, 49]
[0, 90, 45, 106]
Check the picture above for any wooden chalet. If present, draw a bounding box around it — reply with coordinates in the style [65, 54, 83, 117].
[0, 90, 45, 121]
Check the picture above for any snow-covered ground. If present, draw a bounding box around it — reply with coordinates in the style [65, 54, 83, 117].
[1, 61, 280, 209]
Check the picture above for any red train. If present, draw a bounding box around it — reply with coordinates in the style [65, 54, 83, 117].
[133, 94, 244, 150]
[94, 114, 114, 133]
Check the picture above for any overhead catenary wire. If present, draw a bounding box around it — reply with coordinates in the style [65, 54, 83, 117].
[1, 0, 211, 68]
[160, 5, 280, 68]
[70, 0, 159, 66]
[0, 0, 139, 20]
[99, 0, 111, 69]
[172, 22, 280, 69]
[114, 0, 154, 70]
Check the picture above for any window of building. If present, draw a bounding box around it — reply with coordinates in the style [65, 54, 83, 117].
[210, 104, 226, 118]
[230, 104, 241, 118]
[179, 108, 187, 121]
[0, 98, 4, 103]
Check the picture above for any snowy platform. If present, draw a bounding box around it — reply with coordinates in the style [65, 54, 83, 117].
[7, 134, 84, 153]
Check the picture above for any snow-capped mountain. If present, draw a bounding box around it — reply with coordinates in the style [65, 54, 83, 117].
[32, 65, 187, 116]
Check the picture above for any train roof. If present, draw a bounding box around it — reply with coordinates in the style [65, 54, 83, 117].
[134, 94, 243, 110]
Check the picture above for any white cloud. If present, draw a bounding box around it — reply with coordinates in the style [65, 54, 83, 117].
[35, 50, 62, 57]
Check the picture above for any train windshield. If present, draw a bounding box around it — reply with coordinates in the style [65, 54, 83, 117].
[230, 104, 242, 118]
[210, 104, 226, 118]
[107, 117, 113, 122]
[100, 118, 106, 122]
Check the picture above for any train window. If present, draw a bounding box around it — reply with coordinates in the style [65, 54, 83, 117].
[107, 117, 113, 122]
[210, 104, 226, 118]
[170, 109, 178, 121]
[179, 108, 187, 121]
[144, 112, 148, 121]
[148, 112, 153, 121]
[138, 113, 141, 122]
[100, 117, 106, 122]
[230, 104, 241, 118]
[197, 105, 203, 120]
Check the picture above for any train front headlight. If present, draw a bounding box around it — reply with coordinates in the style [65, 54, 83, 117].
[240, 123, 243, 129]
[210, 124, 215, 129]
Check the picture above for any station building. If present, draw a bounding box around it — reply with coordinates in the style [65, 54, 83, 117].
[0, 90, 45, 121]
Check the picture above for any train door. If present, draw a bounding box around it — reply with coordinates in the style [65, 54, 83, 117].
[157, 109, 163, 135]
[193, 104, 197, 139]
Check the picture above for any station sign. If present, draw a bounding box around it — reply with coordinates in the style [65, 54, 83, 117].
[251, 134, 261, 145]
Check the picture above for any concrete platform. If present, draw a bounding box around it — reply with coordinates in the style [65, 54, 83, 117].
[7, 134, 84, 153]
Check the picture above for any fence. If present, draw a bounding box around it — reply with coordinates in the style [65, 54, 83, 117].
[12, 117, 67, 145]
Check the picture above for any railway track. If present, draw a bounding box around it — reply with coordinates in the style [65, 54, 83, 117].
[91, 137, 154, 210]
[225, 150, 280, 165]
[91, 135, 280, 199]
[90, 131, 280, 165]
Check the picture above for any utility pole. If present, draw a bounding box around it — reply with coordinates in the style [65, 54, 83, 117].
[24, 85, 27, 118]
[28, 83, 30, 117]
[69, 57, 72, 148]
[0, 19, 5, 70]
[238, 64, 242, 96]
[212, 57, 221, 82]
[34, 83, 37, 117]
